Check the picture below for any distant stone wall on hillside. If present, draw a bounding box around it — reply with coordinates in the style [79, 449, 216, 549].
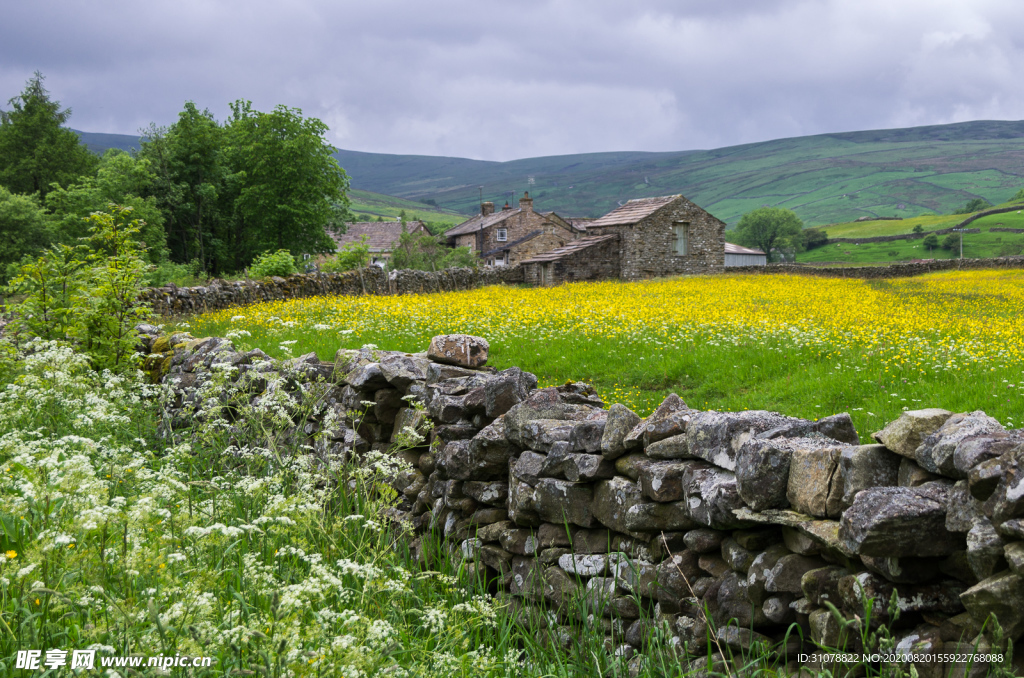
[729, 256, 1024, 279]
[141, 265, 525, 316]
[826, 226, 980, 245]
[141, 325, 1024, 675]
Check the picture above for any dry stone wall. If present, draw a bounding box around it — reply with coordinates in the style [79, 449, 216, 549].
[730, 256, 1024, 279]
[140, 265, 525, 316]
[139, 326, 1024, 676]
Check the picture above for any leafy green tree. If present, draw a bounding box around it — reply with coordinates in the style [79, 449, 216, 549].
[0, 72, 98, 198]
[734, 207, 803, 262]
[322, 236, 370, 272]
[800, 227, 828, 250]
[955, 198, 991, 214]
[1012, 188, 1024, 202]
[0, 185, 55, 281]
[912, 224, 924, 234]
[922, 234, 939, 251]
[138, 103, 230, 271]
[942, 233, 960, 250]
[45, 150, 167, 262]
[226, 101, 350, 269]
[389, 226, 476, 270]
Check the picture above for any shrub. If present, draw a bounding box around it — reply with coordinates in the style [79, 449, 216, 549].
[955, 198, 991, 214]
[321, 235, 370, 272]
[922, 234, 939, 250]
[912, 224, 924, 234]
[145, 258, 204, 287]
[249, 249, 298, 278]
[801, 227, 828, 250]
[942, 233, 961, 250]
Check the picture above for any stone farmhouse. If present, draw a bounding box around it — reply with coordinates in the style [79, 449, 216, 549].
[521, 194, 726, 285]
[331, 220, 431, 268]
[445, 192, 582, 267]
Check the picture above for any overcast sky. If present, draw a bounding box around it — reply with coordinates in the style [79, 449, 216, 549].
[2, 0, 1023, 161]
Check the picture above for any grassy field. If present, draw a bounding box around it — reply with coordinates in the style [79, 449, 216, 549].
[799, 204, 1024, 264]
[348, 188, 469, 230]
[180, 270, 1024, 440]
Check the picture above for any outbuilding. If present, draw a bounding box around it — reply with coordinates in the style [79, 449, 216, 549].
[724, 242, 767, 267]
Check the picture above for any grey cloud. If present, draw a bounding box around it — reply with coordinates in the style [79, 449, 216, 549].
[2, 0, 1023, 160]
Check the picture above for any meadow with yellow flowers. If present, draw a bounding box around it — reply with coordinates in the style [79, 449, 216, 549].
[183, 269, 1024, 438]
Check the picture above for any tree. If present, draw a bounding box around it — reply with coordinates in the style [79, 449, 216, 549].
[734, 207, 803, 262]
[912, 224, 924, 234]
[955, 198, 990, 214]
[389, 225, 476, 271]
[45, 150, 167, 263]
[922, 234, 939, 251]
[0, 186, 55, 281]
[942, 233, 959, 250]
[0, 72, 98, 198]
[225, 101, 350, 270]
[801, 227, 828, 250]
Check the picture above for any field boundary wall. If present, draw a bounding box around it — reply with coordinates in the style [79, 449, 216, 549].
[140, 325, 1024, 673]
[730, 255, 1024, 278]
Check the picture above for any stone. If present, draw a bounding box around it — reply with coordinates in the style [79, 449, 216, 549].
[624, 501, 697, 532]
[428, 334, 489, 368]
[538, 547, 571, 564]
[545, 449, 616, 482]
[614, 453, 654, 480]
[378, 354, 430, 390]
[675, 615, 710, 655]
[478, 545, 514, 574]
[533, 478, 595, 528]
[861, 555, 942, 584]
[568, 418, 607, 455]
[682, 462, 749, 530]
[721, 537, 758, 573]
[873, 408, 953, 458]
[500, 528, 540, 556]
[686, 410, 801, 471]
[1005, 542, 1024, 576]
[916, 411, 1004, 477]
[959, 570, 1024, 641]
[601, 403, 643, 460]
[954, 430, 1024, 476]
[899, 457, 941, 487]
[649, 532, 688, 561]
[780, 526, 820, 555]
[615, 559, 658, 598]
[656, 551, 703, 601]
[571, 528, 615, 554]
[559, 553, 609, 577]
[697, 553, 731, 578]
[504, 389, 567, 447]
[766, 554, 827, 595]
[683, 529, 725, 554]
[345, 362, 390, 390]
[801, 566, 848, 606]
[543, 566, 580, 609]
[715, 572, 766, 628]
[467, 416, 519, 471]
[638, 460, 690, 502]
[460, 538, 482, 561]
[463, 480, 508, 507]
[438, 438, 508, 480]
[969, 457, 1004, 502]
[787, 444, 844, 519]
[391, 407, 429, 444]
[838, 444, 901, 509]
[809, 608, 862, 654]
[509, 556, 545, 599]
[476, 520, 514, 542]
[984, 445, 1024, 524]
[519, 419, 578, 453]
[839, 485, 964, 557]
[483, 366, 537, 418]
[532, 523, 572, 550]
[966, 519, 1007, 581]
[591, 476, 644, 534]
[508, 479, 539, 526]
[762, 594, 797, 625]
[638, 393, 690, 445]
[425, 362, 481, 384]
[758, 412, 860, 445]
[947, 480, 986, 533]
[735, 437, 795, 511]
[732, 529, 781, 551]
[429, 423, 477, 447]
[645, 433, 690, 460]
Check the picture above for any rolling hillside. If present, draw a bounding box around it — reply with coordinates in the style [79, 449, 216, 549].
[76, 120, 1024, 227]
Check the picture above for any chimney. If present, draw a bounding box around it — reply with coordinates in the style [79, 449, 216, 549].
[481, 201, 494, 216]
[502, 201, 511, 211]
[519, 191, 533, 212]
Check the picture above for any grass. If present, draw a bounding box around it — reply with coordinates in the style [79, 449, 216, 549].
[348, 188, 469, 230]
[181, 270, 1024, 439]
[799, 204, 1024, 264]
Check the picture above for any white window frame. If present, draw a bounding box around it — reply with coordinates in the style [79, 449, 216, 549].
[496, 228, 508, 242]
[673, 222, 689, 256]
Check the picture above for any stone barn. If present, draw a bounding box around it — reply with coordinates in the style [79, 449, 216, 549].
[445, 192, 580, 267]
[521, 234, 620, 286]
[584, 195, 725, 280]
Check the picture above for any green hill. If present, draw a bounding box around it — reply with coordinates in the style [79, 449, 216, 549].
[347, 188, 469, 229]
[75, 120, 1024, 227]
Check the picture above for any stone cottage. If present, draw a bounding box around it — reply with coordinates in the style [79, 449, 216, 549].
[332, 220, 431, 268]
[522, 194, 725, 285]
[445, 192, 581, 267]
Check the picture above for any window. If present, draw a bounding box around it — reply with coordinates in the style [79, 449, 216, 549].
[673, 222, 689, 255]
[496, 228, 508, 242]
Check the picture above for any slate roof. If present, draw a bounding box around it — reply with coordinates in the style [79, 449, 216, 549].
[585, 195, 684, 229]
[482, 230, 542, 257]
[724, 242, 765, 255]
[519, 234, 619, 264]
[332, 221, 429, 252]
[445, 210, 517, 238]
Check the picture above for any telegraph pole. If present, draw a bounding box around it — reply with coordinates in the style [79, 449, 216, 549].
[952, 227, 968, 259]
